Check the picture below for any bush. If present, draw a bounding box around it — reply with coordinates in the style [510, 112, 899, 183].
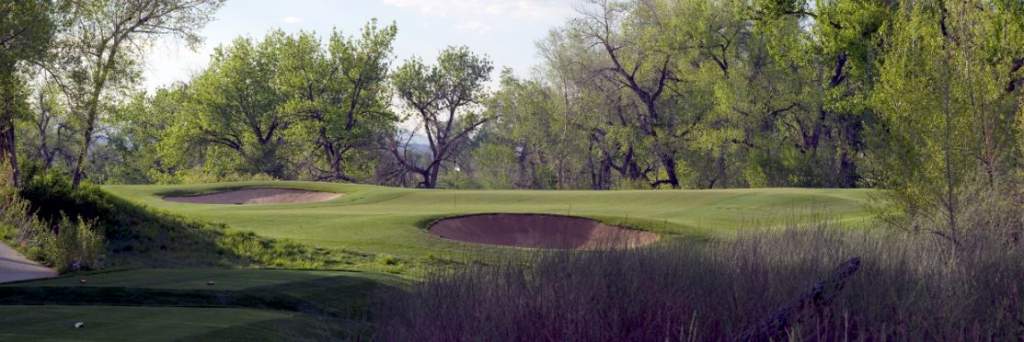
[40, 216, 104, 272]
[1, 192, 37, 241]
[0, 168, 49, 253]
[0, 167, 105, 272]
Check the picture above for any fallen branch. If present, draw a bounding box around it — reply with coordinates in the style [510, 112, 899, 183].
[737, 257, 862, 342]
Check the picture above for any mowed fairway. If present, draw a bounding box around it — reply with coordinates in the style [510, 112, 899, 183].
[104, 182, 876, 259]
[0, 306, 298, 341]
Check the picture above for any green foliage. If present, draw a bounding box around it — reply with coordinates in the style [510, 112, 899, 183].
[276, 21, 398, 182]
[144, 24, 399, 184]
[0, 0, 56, 185]
[184, 33, 291, 177]
[391, 46, 494, 188]
[473, 70, 585, 189]
[0, 165, 47, 248]
[869, 0, 1024, 231]
[39, 215, 104, 272]
[0, 164, 103, 272]
[43, 0, 225, 187]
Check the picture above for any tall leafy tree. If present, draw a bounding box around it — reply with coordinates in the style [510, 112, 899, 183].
[871, 0, 1024, 242]
[277, 22, 398, 181]
[0, 0, 56, 186]
[180, 32, 290, 178]
[474, 69, 588, 189]
[45, 0, 223, 187]
[571, 0, 718, 189]
[390, 46, 493, 188]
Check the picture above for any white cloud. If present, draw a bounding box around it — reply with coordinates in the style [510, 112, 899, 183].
[282, 16, 303, 24]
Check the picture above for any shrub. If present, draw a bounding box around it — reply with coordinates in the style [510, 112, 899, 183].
[0, 168, 49, 253]
[40, 216, 104, 272]
[0, 167, 105, 272]
[1, 191, 35, 242]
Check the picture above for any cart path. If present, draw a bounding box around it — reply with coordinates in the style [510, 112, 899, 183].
[0, 242, 56, 283]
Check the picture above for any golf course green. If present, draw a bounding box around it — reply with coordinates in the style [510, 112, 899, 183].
[105, 181, 876, 258]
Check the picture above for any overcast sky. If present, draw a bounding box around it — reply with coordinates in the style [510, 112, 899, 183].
[142, 0, 581, 91]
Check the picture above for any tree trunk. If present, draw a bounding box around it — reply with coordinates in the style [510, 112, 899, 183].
[659, 154, 681, 189]
[426, 163, 441, 189]
[71, 105, 100, 188]
[0, 117, 19, 187]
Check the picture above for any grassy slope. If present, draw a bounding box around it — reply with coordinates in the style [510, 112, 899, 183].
[104, 181, 876, 259]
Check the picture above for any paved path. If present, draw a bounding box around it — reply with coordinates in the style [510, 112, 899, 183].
[0, 242, 57, 283]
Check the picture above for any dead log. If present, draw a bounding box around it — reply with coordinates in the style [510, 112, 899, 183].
[737, 257, 862, 342]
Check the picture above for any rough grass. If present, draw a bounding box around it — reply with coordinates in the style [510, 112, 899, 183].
[376, 225, 1024, 341]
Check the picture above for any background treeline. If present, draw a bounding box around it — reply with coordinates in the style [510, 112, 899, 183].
[3, 1, 1024, 200]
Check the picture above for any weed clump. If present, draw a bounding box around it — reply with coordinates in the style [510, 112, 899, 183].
[0, 167, 104, 272]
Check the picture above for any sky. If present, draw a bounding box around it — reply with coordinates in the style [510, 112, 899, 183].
[142, 0, 582, 91]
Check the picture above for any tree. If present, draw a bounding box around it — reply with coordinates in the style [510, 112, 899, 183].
[23, 78, 73, 171]
[571, 0, 717, 189]
[0, 0, 56, 186]
[104, 85, 188, 183]
[536, 27, 655, 189]
[475, 70, 558, 189]
[277, 22, 398, 181]
[181, 32, 290, 178]
[871, 0, 1024, 244]
[45, 0, 223, 187]
[390, 46, 493, 188]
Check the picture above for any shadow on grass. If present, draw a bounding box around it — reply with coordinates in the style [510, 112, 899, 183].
[19, 174, 375, 269]
[0, 273, 395, 319]
[190, 314, 374, 341]
[1, 270, 401, 339]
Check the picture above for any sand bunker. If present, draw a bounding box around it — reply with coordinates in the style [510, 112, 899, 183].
[164, 188, 341, 205]
[429, 214, 658, 250]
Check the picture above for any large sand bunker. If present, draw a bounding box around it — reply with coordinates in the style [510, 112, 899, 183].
[164, 188, 341, 205]
[429, 214, 658, 250]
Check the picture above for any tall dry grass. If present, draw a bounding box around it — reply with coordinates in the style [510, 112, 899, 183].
[377, 220, 1024, 340]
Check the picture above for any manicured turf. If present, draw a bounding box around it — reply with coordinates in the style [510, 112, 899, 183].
[104, 182, 876, 259]
[0, 268, 402, 340]
[0, 305, 309, 341]
[15, 268, 400, 291]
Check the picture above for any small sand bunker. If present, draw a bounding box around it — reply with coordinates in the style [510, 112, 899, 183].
[429, 214, 658, 250]
[164, 188, 341, 205]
